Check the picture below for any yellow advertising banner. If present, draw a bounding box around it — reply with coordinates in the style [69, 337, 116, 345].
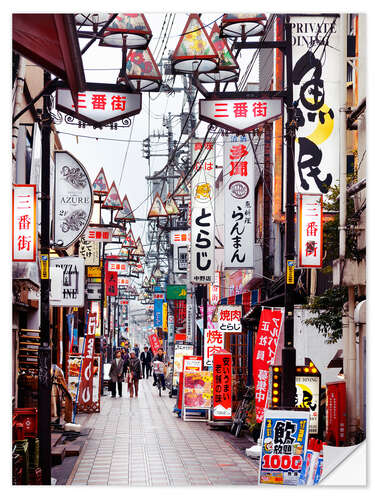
[87, 266, 102, 278]
[162, 302, 168, 332]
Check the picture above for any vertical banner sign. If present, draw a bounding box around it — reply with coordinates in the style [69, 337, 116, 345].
[78, 313, 97, 406]
[259, 409, 310, 485]
[213, 351, 232, 420]
[12, 185, 37, 262]
[190, 138, 215, 284]
[297, 194, 323, 268]
[148, 332, 161, 356]
[168, 314, 175, 346]
[204, 329, 225, 367]
[253, 308, 284, 422]
[326, 381, 346, 446]
[171, 230, 190, 274]
[209, 271, 221, 305]
[223, 135, 255, 268]
[217, 305, 242, 333]
[295, 375, 320, 434]
[106, 269, 118, 296]
[153, 292, 164, 328]
[162, 302, 168, 332]
[79, 236, 100, 266]
[291, 15, 340, 199]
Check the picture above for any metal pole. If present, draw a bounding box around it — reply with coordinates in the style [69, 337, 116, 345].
[281, 18, 297, 409]
[38, 70, 52, 485]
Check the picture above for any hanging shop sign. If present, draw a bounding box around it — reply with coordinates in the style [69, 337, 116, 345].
[296, 375, 320, 435]
[185, 296, 193, 344]
[326, 381, 346, 446]
[259, 409, 310, 486]
[50, 256, 85, 307]
[78, 312, 97, 406]
[92, 167, 109, 195]
[297, 194, 323, 268]
[164, 195, 180, 216]
[87, 282, 101, 301]
[86, 227, 113, 242]
[253, 308, 284, 422]
[148, 332, 161, 356]
[217, 304, 242, 333]
[286, 260, 295, 285]
[118, 276, 130, 287]
[56, 82, 142, 127]
[87, 265, 102, 278]
[183, 355, 203, 372]
[107, 261, 129, 274]
[12, 184, 37, 262]
[166, 285, 187, 300]
[105, 270, 118, 296]
[162, 302, 168, 332]
[90, 301, 101, 336]
[223, 135, 255, 268]
[208, 271, 221, 305]
[53, 151, 93, 249]
[173, 344, 194, 387]
[153, 294, 164, 328]
[79, 236, 100, 266]
[212, 350, 232, 420]
[171, 230, 190, 274]
[168, 314, 175, 346]
[290, 15, 340, 198]
[148, 192, 169, 218]
[199, 98, 282, 134]
[123, 229, 137, 248]
[190, 138, 215, 284]
[133, 237, 145, 256]
[204, 328, 225, 367]
[115, 194, 135, 222]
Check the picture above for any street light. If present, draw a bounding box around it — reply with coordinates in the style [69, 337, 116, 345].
[219, 13, 267, 40]
[119, 47, 163, 91]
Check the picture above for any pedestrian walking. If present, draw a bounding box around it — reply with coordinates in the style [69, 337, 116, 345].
[134, 343, 140, 358]
[127, 350, 142, 398]
[140, 346, 152, 379]
[152, 348, 167, 391]
[109, 349, 125, 398]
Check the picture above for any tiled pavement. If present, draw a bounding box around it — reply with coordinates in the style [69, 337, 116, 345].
[70, 377, 259, 486]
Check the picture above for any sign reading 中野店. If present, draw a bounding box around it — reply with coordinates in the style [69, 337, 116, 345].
[217, 305, 242, 333]
[199, 98, 282, 134]
[54, 151, 93, 249]
[190, 138, 215, 284]
[12, 184, 37, 262]
[224, 135, 255, 268]
[297, 194, 323, 268]
[50, 256, 85, 307]
[56, 83, 142, 127]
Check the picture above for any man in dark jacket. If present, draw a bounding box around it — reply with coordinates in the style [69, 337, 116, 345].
[128, 350, 142, 398]
[152, 348, 167, 390]
[109, 350, 125, 398]
[140, 346, 153, 379]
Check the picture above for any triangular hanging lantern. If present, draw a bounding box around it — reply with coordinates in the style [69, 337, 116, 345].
[142, 276, 150, 289]
[99, 13, 152, 49]
[119, 245, 129, 257]
[164, 194, 181, 216]
[133, 237, 145, 256]
[171, 14, 219, 74]
[113, 226, 127, 237]
[101, 181, 123, 209]
[135, 261, 144, 274]
[125, 47, 162, 92]
[92, 167, 110, 195]
[123, 229, 137, 248]
[147, 192, 169, 218]
[199, 23, 239, 83]
[115, 194, 136, 222]
[219, 14, 267, 39]
[174, 176, 190, 197]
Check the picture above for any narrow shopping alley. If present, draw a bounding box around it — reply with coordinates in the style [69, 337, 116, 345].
[69, 378, 258, 486]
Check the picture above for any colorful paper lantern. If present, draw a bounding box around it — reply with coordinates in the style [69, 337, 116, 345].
[122, 47, 162, 91]
[219, 13, 267, 39]
[99, 13, 152, 49]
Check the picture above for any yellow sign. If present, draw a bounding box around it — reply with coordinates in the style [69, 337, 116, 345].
[162, 302, 168, 332]
[87, 266, 102, 278]
[287, 260, 295, 284]
[40, 254, 49, 279]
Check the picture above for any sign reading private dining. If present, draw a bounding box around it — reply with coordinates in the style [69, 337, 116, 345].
[199, 98, 282, 134]
[56, 83, 142, 127]
[12, 184, 37, 262]
[54, 151, 93, 249]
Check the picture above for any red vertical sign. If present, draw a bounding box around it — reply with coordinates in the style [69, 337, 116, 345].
[78, 313, 96, 406]
[326, 381, 346, 446]
[106, 268, 118, 296]
[148, 332, 161, 356]
[253, 308, 284, 422]
[213, 350, 232, 420]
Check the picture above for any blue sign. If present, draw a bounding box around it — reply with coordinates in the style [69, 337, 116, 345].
[259, 410, 310, 486]
[154, 299, 164, 328]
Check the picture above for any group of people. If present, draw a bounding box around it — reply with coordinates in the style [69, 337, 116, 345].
[108, 345, 167, 398]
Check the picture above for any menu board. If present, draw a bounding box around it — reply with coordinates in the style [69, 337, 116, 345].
[183, 371, 212, 409]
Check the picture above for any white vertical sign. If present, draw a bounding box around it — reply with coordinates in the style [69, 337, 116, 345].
[297, 194, 323, 268]
[224, 135, 254, 268]
[190, 138, 215, 284]
[208, 271, 221, 305]
[204, 328, 225, 367]
[291, 15, 341, 198]
[12, 185, 37, 262]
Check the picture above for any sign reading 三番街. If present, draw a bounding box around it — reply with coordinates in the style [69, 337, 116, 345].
[199, 98, 282, 134]
[208, 271, 221, 305]
[190, 138, 215, 284]
[12, 184, 37, 262]
[56, 84, 142, 127]
[54, 151, 93, 249]
[290, 15, 340, 198]
[297, 194, 323, 268]
[224, 135, 255, 268]
[50, 256, 85, 307]
[171, 230, 190, 274]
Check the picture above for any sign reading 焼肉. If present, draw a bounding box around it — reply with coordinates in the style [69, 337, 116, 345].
[297, 194, 323, 268]
[204, 328, 225, 367]
[217, 305, 242, 333]
[12, 184, 37, 262]
[259, 409, 310, 485]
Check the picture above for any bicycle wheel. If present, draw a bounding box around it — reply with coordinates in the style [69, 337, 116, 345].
[158, 377, 162, 397]
[235, 421, 243, 438]
[230, 421, 237, 435]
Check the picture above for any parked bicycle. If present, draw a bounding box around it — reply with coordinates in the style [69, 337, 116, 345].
[230, 386, 254, 438]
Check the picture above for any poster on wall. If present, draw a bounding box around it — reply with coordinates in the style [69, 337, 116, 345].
[183, 370, 212, 410]
[190, 138, 215, 284]
[223, 135, 255, 269]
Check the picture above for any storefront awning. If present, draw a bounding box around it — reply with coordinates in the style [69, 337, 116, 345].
[13, 14, 85, 105]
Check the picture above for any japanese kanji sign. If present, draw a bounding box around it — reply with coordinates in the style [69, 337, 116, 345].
[171, 230, 190, 274]
[218, 305, 242, 333]
[297, 194, 323, 268]
[85, 227, 113, 242]
[79, 236, 100, 266]
[253, 308, 284, 423]
[208, 271, 221, 305]
[148, 332, 161, 356]
[224, 135, 255, 268]
[154, 294, 164, 328]
[213, 350, 232, 420]
[56, 84, 142, 127]
[204, 329, 225, 367]
[54, 151, 93, 249]
[107, 261, 129, 274]
[105, 269, 118, 296]
[12, 184, 37, 262]
[199, 98, 282, 134]
[296, 376, 320, 435]
[190, 138, 215, 284]
[78, 312, 97, 406]
[259, 409, 310, 485]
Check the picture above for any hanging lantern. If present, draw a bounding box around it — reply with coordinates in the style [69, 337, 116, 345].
[101, 181, 123, 209]
[92, 167, 110, 195]
[120, 47, 162, 91]
[99, 13, 152, 49]
[198, 23, 239, 83]
[171, 13, 219, 74]
[219, 14, 267, 39]
[115, 194, 136, 222]
[75, 13, 113, 27]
